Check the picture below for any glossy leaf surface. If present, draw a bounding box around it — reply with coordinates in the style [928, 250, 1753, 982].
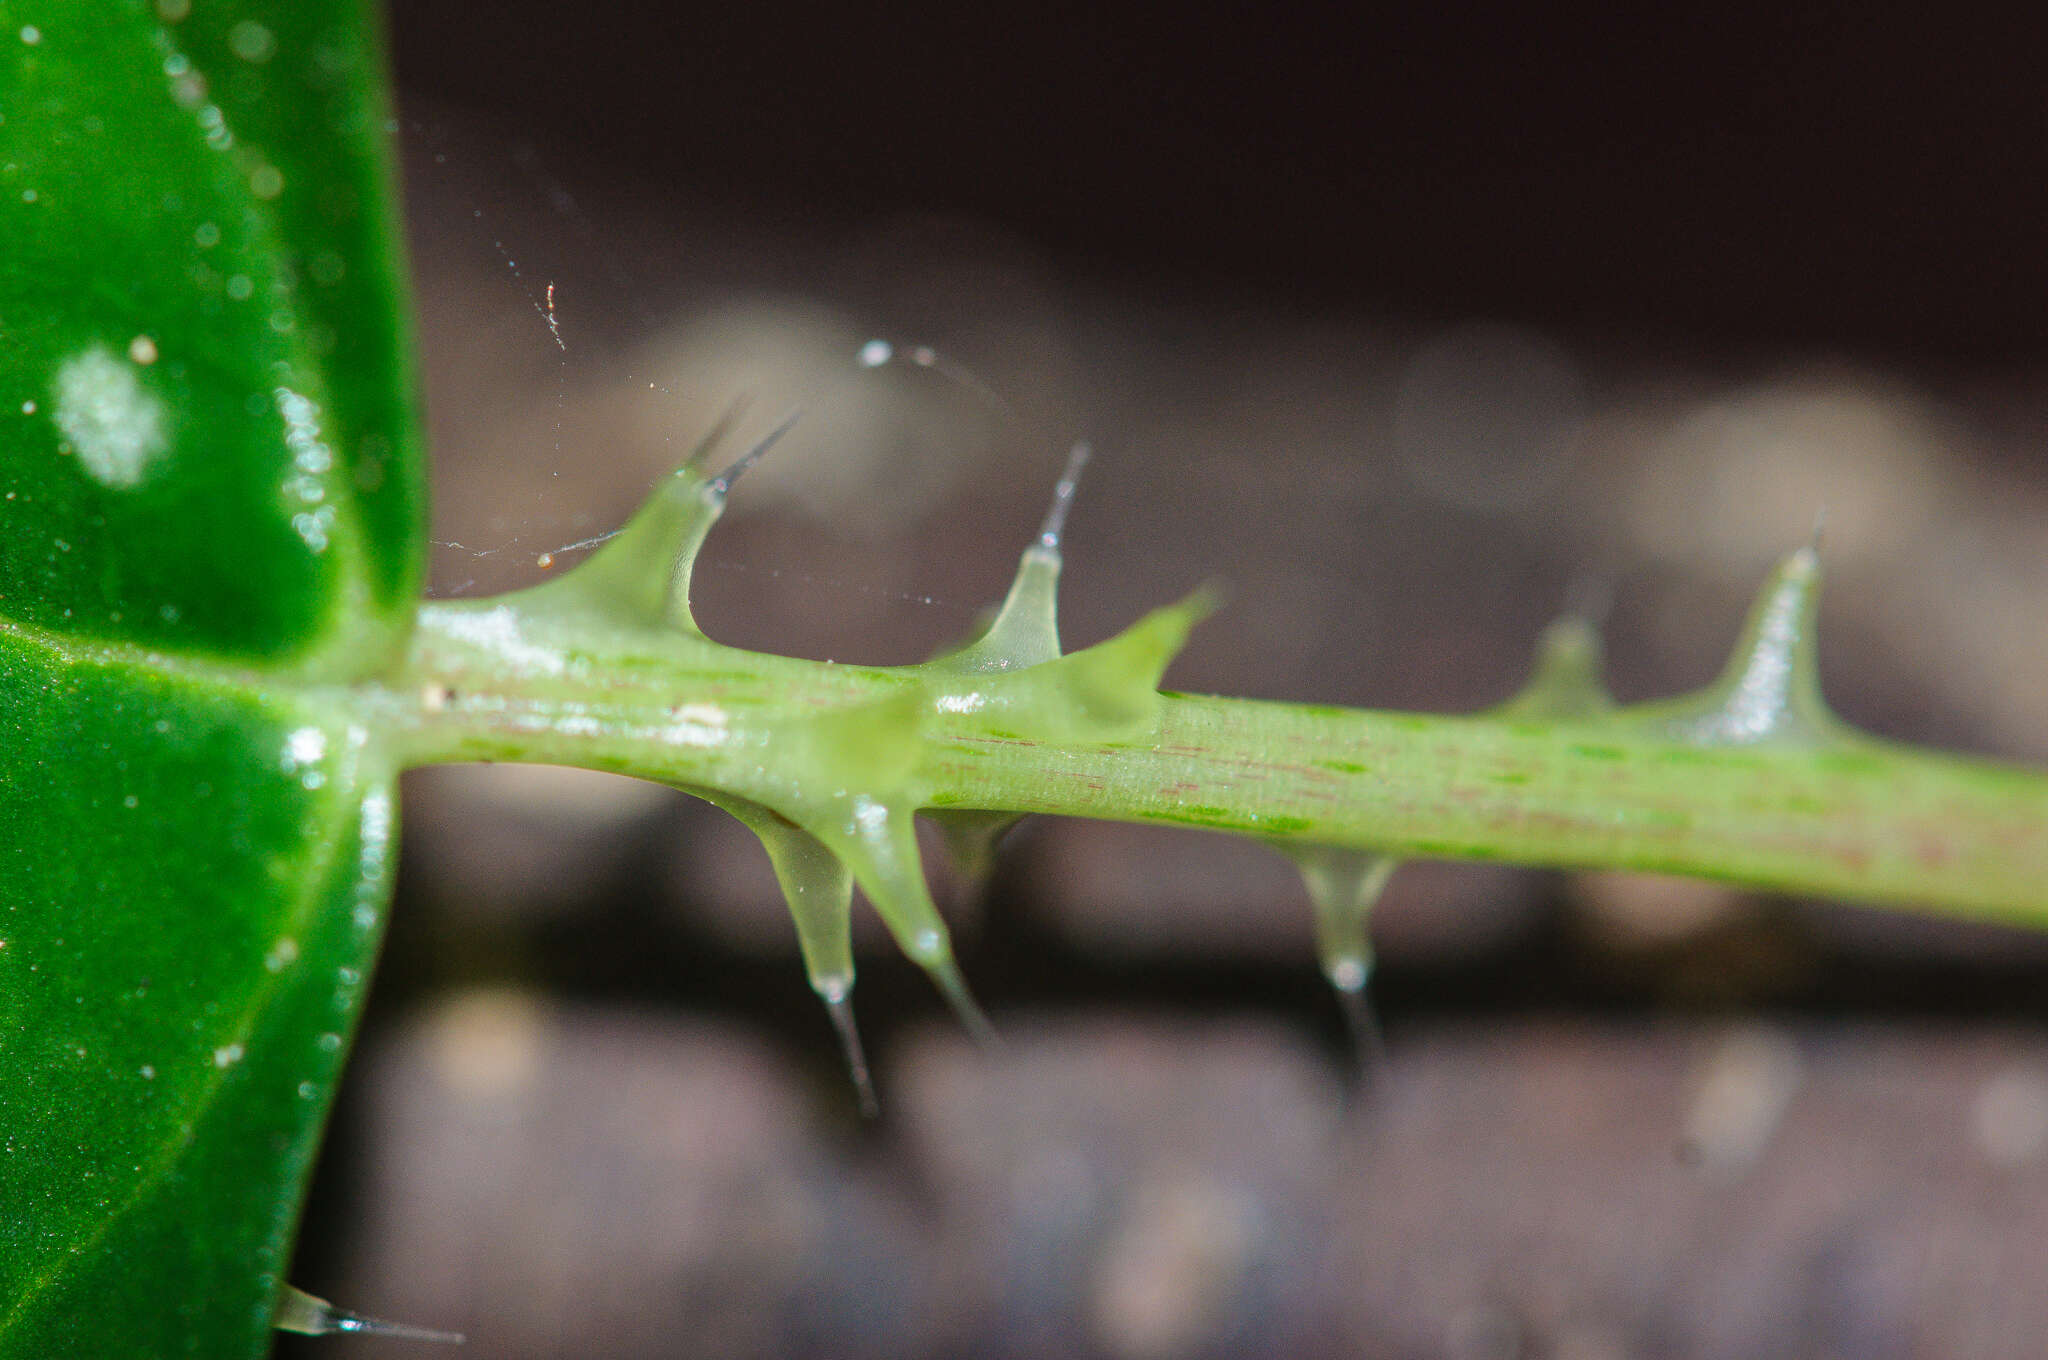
[0, 0, 422, 670]
[0, 636, 393, 1355]
[0, 1, 419, 1354]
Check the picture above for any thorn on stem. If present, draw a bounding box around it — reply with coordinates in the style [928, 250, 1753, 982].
[818, 979, 880, 1118]
[926, 956, 1000, 1049]
[711, 407, 802, 496]
[274, 1284, 464, 1344]
[682, 396, 752, 472]
[1328, 962, 1389, 1090]
[1037, 440, 1092, 551]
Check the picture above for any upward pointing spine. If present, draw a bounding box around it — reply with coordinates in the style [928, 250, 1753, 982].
[514, 405, 799, 636]
[925, 442, 1098, 899]
[937, 440, 1091, 675]
[1037, 440, 1091, 550]
[1629, 536, 1835, 746]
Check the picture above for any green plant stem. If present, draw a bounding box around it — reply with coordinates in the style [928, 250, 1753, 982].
[373, 596, 2048, 926]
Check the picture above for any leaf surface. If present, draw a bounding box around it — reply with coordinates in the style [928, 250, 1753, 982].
[0, 1, 420, 1354]
[0, 637, 393, 1355]
[0, 0, 421, 669]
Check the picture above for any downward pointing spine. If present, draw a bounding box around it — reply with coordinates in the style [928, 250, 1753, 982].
[1279, 845, 1396, 1071]
[715, 797, 878, 1115]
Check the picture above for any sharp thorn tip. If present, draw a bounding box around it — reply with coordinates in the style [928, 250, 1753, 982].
[1335, 981, 1388, 1086]
[1037, 439, 1093, 549]
[712, 407, 802, 494]
[820, 989, 880, 1118]
[929, 961, 999, 1049]
[683, 396, 752, 472]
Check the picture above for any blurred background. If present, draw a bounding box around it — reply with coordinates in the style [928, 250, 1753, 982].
[285, 3, 2048, 1356]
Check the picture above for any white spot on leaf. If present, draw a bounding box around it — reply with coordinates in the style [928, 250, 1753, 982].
[274, 387, 334, 485]
[52, 345, 169, 488]
[292, 506, 336, 554]
[282, 726, 327, 773]
[195, 103, 231, 150]
[360, 787, 392, 843]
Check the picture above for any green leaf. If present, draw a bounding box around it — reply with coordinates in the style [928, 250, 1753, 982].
[0, 636, 394, 1354]
[0, 1, 421, 1354]
[0, 0, 422, 671]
